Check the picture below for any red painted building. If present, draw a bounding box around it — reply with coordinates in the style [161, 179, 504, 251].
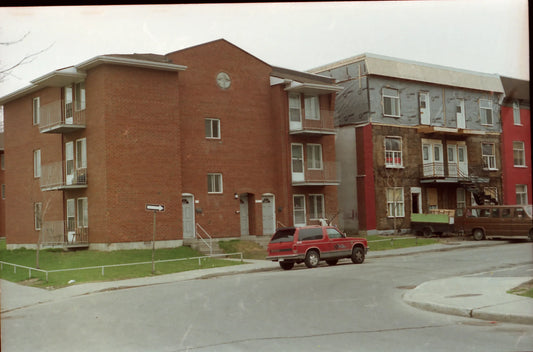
[0, 39, 341, 249]
[500, 77, 531, 205]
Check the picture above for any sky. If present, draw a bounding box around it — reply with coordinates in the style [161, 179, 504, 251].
[0, 0, 529, 100]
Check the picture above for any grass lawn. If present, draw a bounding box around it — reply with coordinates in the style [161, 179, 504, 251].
[0, 239, 242, 288]
[365, 235, 439, 251]
[508, 280, 533, 298]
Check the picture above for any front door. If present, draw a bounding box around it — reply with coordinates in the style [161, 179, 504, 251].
[458, 145, 468, 177]
[419, 92, 430, 125]
[240, 194, 249, 236]
[456, 99, 466, 129]
[289, 94, 302, 131]
[65, 86, 73, 124]
[65, 142, 74, 185]
[182, 194, 195, 238]
[447, 144, 458, 177]
[262, 194, 275, 236]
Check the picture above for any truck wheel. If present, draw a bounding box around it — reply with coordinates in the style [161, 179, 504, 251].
[423, 228, 432, 238]
[473, 228, 485, 241]
[326, 259, 338, 266]
[305, 250, 320, 268]
[351, 246, 365, 264]
[279, 261, 294, 270]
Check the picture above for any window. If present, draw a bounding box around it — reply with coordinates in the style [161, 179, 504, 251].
[207, 173, 223, 194]
[77, 198, 88, 228]
[326, 228, 344, 239]
[289, 94, 302, 122]
[516, 185, 528, 205]
[67, 199, 75, 231]
[293, 195, 306, 226]
[479, 99, 493, 125]
[309, 194, 324, 220]
[513, 141, 525, 167]
[65, 86, 73, 120]
[76, 138, 87, 169]
[307, 144, 322, 169]
[386, 187, 404, 218]
[513, 101, 521, 125]
[34, 202, 42, 230]
[205, 118, 220, 139]
[291, 144, 304, 173]
[1, 184, 5, 200]
[385, 137, 402, 167]
[75, 82, 86, 111]
[33, 149, 41, 178]
[482, 143, 497, 170]
[383, 88, 400, 117]
[298, 227, 323, 241]
[33, 97, 40, 125]
[304, 95, 320, 120]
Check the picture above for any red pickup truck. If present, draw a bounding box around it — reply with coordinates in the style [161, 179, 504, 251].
[266, 226, 368, 270]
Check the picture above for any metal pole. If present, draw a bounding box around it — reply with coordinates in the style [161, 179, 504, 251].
[152, 210, 156, 275]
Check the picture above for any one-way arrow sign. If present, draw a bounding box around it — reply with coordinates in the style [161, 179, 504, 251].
[146, 204, 165, 212]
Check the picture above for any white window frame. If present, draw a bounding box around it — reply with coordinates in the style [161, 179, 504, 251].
[479, 99, 493, 125]
[76, 138, 87, 169]
[34, 149, 41, 178]
[309, 194, 325, 220]
[205, 118, 221, 139]
[77, 197, 88, 228]
[513, 101, 521, 125]
[386, 187, 404, 218]
[289, 94, 302, 122]
[382, 87, 400, 117]
[34, 202, 42, 230]
[207, 173, 223, 194]
[385, 136, 402, 168]
[75, 82, 86, 111]
[516, 185, 528, 205]
[293, 194, 306, 226]
[481, 143, 497, 170]
[306, 144, 323, 170]
[33, 97, 40, 125]
[513, 141, 526, 167]
[304, 95, 320, 120]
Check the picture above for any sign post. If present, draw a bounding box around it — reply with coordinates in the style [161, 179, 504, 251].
[146, 204, 165, 274]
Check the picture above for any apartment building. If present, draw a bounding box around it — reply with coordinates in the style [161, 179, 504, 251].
[311, 53, 505, 235]
[0, 39, 341, 250]
[500, 76, 531, 205]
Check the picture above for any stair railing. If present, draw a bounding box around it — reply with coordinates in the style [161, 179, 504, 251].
[195, 223, 213, 256]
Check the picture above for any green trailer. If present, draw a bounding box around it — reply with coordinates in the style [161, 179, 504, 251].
[410, 212, 456, 237]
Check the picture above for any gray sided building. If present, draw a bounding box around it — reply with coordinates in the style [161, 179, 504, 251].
[311, 53, 505, 235]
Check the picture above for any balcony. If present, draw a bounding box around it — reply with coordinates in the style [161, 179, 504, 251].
[41, 220, 89, 248]
[292, 161, 340, 186]
[39, 100, 86, 133]
[289, 109, 336, 136]
[420, 163, 489, 184]
[41, 161, 88, 191]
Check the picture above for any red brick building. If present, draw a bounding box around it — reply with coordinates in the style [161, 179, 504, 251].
[0, 39, 341, 249]
[0, 131, 5, 238]
[500, 77, 531, 205]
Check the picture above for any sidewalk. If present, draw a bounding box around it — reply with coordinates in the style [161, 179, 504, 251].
[2, 239, 532, 325]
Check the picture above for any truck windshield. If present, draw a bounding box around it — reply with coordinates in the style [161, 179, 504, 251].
[270, 228, 296, 243]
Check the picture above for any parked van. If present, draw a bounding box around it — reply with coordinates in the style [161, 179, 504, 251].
[455, 205, 533, 241]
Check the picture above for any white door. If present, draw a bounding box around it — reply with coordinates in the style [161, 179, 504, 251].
[182, 194, 195, 238]
[65, 142, 74, 185]
[422, 141, 444, 177]
[433, 143, 444, 176]
[262, 194, 275, 236]
[447, 145, 458, 177]
[67, 199, 76, 242]
[458, 145, 468, 177]
[293, 195, 306, 227]
[239, 194, 249, 236]
[65, 87, 73, 124]
[289, 94, 302, 131]
[419, 92, 430, 125]
[456, 99, 466, 129]
[291, 144, 304, 183]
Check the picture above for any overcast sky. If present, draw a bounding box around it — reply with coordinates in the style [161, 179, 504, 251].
[0, 0, 529, 98]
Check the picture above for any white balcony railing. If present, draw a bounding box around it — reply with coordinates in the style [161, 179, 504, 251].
[41, 161, 88, 191]
[39, 101, 86, 133]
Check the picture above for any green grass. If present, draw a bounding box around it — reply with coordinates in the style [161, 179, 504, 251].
[0, 239, 242, 288]
[218, 240, 267, 260]
[362, 235, 438, 251]
[508, 280, 533, 298]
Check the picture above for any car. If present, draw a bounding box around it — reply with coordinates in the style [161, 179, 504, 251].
[266, 225, 368, 270]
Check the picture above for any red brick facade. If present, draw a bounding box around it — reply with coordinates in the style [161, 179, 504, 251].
[0, 39, 340, 249]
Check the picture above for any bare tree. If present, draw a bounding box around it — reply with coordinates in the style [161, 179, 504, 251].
[0, 31, 54, 83]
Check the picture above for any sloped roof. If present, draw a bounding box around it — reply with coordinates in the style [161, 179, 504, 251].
[310, 53, 504, 93]
[500, 76, 530, 102]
